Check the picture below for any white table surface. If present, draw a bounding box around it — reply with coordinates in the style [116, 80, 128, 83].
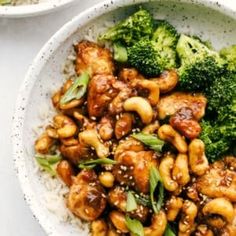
[1, 0, 235, 236]
[0, 1, 99, 235]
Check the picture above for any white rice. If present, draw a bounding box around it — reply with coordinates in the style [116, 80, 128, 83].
[32, 51, 90, 233]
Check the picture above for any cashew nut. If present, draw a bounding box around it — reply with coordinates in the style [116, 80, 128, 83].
[99, 172, 115, 188]
[158, 125, 188, 153]
[159, 153, 178, 191]
[35, 133, 54, 154]
[123, 97, 153, 124]
[142, 121, 160, 134]
[109, 211, 129, 233]
[53, 115, 77, 138]
[79, 129, 109, 158]
[151, 70, 178, 94]
[56, 160, 74, 186]
[189, 139, 209, 176]
[202, 198, 234, 224]
[91, 219, 108, 236]
[165, 196, 183, 221]
[179, 200, 198, 236]
[172, 154, 190, 186]
[144, 211, 167, 236]
[133, 79, 160, 105]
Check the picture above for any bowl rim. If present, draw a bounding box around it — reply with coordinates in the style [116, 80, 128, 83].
[0, 0, 76, 18]
[11, 0, 236, 235]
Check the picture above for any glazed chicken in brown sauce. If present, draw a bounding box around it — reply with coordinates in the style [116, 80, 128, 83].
[34, 39, 236, 236]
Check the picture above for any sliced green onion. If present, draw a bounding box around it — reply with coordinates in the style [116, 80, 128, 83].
[60, 71, 89, 105]
[125, 216, 144, 236]
[132, 133, 165, 153]
[129, 190, 152, 207]
[78, 158, 117, 169]
[164, 224, 176, 236]
[149, 166, 164, 213]
[35, 154, 61, 176]
[126, 191, 138, 212]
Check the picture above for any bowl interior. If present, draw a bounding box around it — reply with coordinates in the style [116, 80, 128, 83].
[13, 1, 236, 235]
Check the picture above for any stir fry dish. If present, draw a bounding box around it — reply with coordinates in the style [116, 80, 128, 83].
[34, 9, 236, 236]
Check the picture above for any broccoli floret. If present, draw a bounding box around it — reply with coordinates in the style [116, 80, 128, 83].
[152, 20, 179, 69]
[220, 45, 236, 71]
[207, 71, 236, 118]
[177, 34, 225, 91]
[200, 120, 230, 162]
[127, 39, 164, 76]
[98, 9, 154, 45]
[200, 71, 236, 162]
[127, 21, 179, 77]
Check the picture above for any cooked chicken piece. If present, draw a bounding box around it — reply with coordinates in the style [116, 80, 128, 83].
[75, 41, 114, 76]
[87, 75, 119, 117]
[119, 68, 145, 83]
[158, 92, 207, 120]
[87, 74, 130, 117]
[108, 186, 149, 223]
[194, 224, 214, 236]
[115, 113, 133, 139]
[170, 107, 201, 139]
[68, 170, 107, 221]
[151, 70, 179, 94]
[98, 116, 115, 141]
[108, 87, 133, 115]
[56, 160, 75, 186]
[35, 133, 54, 154]
[113, 150, 158, 194]
[60, 143, 90, 164]
[196, 157, 236, 202]
[114, 138, 144, 159]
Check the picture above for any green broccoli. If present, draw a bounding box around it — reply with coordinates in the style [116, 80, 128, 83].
[127, 20, 179, 77]
[200, 120, 230, 162]
[98, 9, 154, 46]
[152, 20, 179, 69]
[220, 45, 236, 71]
[207, 71, 236, 116]
[177, 34, 225, 91]
[127, 39, 164, 76]
[200, 71, 236, 162]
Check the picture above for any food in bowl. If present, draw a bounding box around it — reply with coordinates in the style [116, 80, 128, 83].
[0, 0, 39, 5]
[33, 8, 236, 235]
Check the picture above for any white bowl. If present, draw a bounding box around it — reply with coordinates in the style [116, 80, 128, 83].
[12, 0, 236, 235]
[0, 0, 76, 18]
